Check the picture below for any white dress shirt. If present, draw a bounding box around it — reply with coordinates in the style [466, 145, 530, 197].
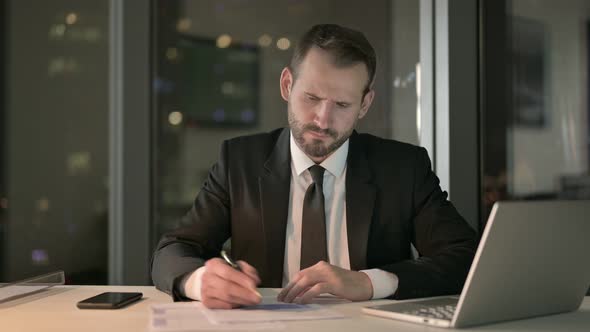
[181, 131, 398, 300]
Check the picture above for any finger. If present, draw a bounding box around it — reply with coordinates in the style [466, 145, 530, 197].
[277, 275, 300, 302]
[277, 267, 310, 301]
[277, 283, 293, 302]
[201, 296, 239, 309]
[281, 274, 319, 303]
[237, 260, 261, 285]
[202, 277, 261, 306]
[296, 283, 327, 304]
[206, 258, 258, 290]
[213, 280, 262, 305]
[203, 263, 261, 304]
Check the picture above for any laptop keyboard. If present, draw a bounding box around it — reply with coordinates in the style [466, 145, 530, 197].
[404, 304, 456, 320]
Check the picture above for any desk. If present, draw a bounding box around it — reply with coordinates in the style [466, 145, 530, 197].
[2, 286, 589, 331]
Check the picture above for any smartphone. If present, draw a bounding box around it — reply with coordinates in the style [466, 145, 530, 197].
[76, 292, 143, 309]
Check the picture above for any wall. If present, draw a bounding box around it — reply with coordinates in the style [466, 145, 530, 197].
[509, 0, 589, 196]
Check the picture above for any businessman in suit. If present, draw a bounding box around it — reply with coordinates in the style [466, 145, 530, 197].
[151, 24, 477, 309]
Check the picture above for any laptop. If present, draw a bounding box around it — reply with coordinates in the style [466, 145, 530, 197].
[362, 200, 590, 328]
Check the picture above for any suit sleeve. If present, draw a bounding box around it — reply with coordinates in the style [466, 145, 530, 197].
[378, 147, 478, 299]
[151, 141, 232, 301]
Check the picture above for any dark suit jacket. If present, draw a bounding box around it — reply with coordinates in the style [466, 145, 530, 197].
[151, 128, 478, 301]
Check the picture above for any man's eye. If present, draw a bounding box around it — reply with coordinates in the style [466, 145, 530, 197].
[336, 103, 349, 108]
[307, 95, 319, 101]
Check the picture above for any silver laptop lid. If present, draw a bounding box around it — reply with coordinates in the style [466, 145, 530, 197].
[453, 200, 590, 327]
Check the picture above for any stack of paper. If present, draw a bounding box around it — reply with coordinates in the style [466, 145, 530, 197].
[149, 302, 283, 331]
[200, 302, 346, 324]
[149, 297, 347, 331]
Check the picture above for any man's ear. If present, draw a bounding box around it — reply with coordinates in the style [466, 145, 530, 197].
[358, 89, 375, 119]
[280, 67, 293, 102]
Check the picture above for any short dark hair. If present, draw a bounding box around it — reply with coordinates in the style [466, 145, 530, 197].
[289, 24, 377, 98]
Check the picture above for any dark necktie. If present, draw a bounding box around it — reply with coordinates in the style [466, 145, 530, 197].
[300, 165, 328, 270]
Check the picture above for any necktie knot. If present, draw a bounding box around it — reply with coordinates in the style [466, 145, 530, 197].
[308, 165, 325, 188]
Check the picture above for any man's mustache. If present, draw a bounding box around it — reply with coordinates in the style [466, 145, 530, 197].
[302, 124, 337, 138]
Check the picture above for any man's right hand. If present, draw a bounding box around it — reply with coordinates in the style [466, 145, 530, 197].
[200, 258, 262, 309]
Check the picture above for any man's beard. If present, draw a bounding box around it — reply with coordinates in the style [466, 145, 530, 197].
[288, 106, 354, 159]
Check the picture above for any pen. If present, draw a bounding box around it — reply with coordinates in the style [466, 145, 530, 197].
[221, 250, 242, 271]
[221, 250, 262, 299]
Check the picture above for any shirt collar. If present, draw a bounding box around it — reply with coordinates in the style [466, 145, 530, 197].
[290, 131, 348, 178]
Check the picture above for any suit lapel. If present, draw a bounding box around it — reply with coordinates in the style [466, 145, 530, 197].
[258, 128, 291, 287]
[346, 132, 376, 271]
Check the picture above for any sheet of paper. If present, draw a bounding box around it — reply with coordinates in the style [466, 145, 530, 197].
[149, 302, 284, 331]
[304, 294, 352, 305]
[200, 297, 347, 324]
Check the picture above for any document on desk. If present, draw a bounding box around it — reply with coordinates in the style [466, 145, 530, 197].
[149, 296, 347, 331]
[200, 297, 346, 324]
[149, 302, 283, 331]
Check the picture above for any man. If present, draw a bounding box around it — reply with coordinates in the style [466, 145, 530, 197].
[151, 24, 477, 309]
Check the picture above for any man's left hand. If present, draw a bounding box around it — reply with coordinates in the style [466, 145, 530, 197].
[277, 261, 373, 303]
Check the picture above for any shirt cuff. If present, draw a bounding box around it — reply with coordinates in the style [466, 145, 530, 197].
[360, 268, 399, 299]
[180, 266, 206, 301]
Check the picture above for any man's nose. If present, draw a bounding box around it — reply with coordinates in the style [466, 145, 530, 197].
[313, 101, 333, 129]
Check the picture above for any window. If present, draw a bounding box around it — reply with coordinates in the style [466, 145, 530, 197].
[0, 0, 109, 283]
[482, 0, 590, 224]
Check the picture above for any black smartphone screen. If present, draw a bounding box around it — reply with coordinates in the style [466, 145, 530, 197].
[77, 292, 143, 309]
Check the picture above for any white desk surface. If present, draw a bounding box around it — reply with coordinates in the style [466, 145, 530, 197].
[1, 286, 589, 331]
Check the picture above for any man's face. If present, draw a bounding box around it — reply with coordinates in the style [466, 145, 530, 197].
[280, 47, 375, 163]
